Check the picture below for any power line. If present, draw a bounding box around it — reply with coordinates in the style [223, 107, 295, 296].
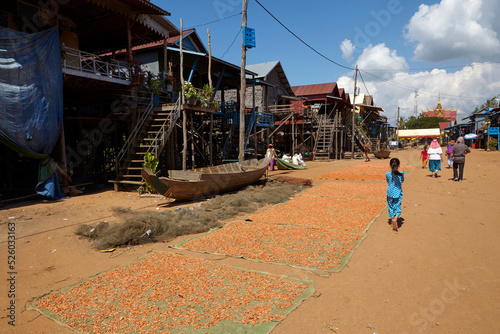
[362, 60, 500, 73]
[253, 0, 354, 71]
[221, 27, 241, 59]
[358, 71, 371, 97]
[187, 12, 242, 29]
[360, 69, 485, 101]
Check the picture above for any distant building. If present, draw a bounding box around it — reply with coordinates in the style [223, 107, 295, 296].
[422, 99, 457, 123]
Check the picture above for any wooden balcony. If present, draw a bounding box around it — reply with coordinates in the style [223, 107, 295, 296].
[61, 46, 131, 85]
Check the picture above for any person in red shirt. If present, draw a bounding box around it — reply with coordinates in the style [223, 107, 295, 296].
[420, 144, 428, 169]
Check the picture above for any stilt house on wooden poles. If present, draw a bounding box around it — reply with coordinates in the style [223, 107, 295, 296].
[0, 0, 177, 198]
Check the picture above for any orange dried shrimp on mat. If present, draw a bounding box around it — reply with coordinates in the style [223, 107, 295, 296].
[32, 253, 313, 333]
[179, 221, 364, 271]
[302, 182, 386, 200]
[315, 173, 385, 181]
[249, 196, 386, 232]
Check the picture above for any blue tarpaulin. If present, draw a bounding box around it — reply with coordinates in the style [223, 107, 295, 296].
[0, 26, 65, 199]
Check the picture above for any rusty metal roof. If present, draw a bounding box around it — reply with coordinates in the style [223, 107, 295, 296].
[292, 82, 338, 97]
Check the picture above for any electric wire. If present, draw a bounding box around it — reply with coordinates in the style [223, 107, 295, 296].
[360, 69, 485, 101]
[220, 27, 241, 59]
[186, 12, 242, 29]
[253, 0, 354, 71]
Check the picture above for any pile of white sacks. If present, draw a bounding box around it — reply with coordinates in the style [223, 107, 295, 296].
[281, 153, 306, 167]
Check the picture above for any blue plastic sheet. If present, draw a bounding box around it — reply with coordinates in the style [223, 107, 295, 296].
[0, 27, 65, 199]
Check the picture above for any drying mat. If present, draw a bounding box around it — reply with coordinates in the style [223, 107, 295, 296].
[314, 173, 385, 181]
[177, 221, 365, 271]
[315, 164, 414, 180]
[301, 181, 387, 200]
[249, 196, 386, 232]
[28, 253, 314, 334]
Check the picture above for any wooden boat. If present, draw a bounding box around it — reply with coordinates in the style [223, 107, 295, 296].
[275, 158, 307, 170]
[373, 149, 391, 159]
[141, 157, 270, 201]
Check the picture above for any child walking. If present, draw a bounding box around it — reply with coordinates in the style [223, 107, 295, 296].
[386, 158, 404, 231]
[420, 145, 428, 168]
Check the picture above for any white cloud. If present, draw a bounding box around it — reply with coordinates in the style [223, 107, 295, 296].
[337, 62, 500, 125]
[356, 43, 409, 77]
[405, 0, 500, 62]
[340, 39, 355, 62]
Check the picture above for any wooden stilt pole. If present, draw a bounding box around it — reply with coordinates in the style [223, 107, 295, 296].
[180, 19, 187, 170]
[207, 28, 213, 165]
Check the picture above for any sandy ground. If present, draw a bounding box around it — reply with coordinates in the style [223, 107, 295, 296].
[1, 147, 499, 334]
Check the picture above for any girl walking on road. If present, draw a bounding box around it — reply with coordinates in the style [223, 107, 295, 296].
[427, 139, 443, 177]
[386, 158, 404, 231]
[420, 144, 428, 168]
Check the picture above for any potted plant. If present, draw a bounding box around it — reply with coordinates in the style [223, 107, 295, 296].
[488, 139, 498, 151]
[198, 84, 214, 108]
[128, 53, 145, 84]
[164, 75, 175, 92]
[183, 82, 198, 105]
[150, 78, 162, 105]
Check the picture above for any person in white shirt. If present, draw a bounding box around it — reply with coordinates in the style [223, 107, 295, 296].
[427, 139, 443, 178]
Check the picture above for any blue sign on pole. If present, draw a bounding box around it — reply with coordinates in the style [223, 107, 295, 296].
[243, 27, 256, 48]
[488, 127, 499, 135]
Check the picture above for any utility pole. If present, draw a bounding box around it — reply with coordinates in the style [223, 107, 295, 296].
[351, 65, 358, 159]
[396, 106, 400, 144]
[239, 0, 248, 163]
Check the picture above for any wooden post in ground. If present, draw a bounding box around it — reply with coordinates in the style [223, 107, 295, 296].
[239, 0, 248, 163]
[207, 28, 213, 165]
[180, 19, 187, 170]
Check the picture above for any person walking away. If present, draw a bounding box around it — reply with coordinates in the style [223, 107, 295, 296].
[446, 140, 455, 168]
[427, 139, 443, 177]
[386, 158, 404, 231]
[265, 144, 278, 171]
[420, 144, 428, 169]
[451, 137, 470, 182]
[364, 140, 371, 162]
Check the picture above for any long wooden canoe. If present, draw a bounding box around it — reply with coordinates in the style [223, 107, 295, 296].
[275, 158, 307, 170]
[141, 157, 270, 201]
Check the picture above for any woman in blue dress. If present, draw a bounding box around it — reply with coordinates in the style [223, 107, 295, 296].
[386, 158, 404, 231]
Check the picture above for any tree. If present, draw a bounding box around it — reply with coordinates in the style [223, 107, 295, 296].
[474, 95, 500, 113]
[404, 115, 449, 129]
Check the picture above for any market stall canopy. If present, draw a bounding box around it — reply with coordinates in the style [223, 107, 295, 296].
[398, 128, 441, 139]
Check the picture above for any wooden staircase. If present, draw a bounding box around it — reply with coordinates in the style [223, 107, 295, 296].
[111, 97, 181, 190]
[313, 116, 335, 160]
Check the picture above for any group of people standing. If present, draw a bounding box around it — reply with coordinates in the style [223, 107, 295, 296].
[420, 137, 471, 181]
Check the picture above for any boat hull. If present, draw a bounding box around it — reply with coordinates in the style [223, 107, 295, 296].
[275, 158, 307, 170]
[141, 158, 270, 201]
[373, 150, 391, 159]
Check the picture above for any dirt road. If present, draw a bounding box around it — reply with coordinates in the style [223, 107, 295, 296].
[1, 148, 499, 333]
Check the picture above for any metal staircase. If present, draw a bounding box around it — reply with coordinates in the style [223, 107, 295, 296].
[112, 97, 181, 188]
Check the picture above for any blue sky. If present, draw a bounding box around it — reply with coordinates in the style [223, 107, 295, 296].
[156, 0, 500, 124]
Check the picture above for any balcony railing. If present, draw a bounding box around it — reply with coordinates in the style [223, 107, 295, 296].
[62, 46, 131, 82]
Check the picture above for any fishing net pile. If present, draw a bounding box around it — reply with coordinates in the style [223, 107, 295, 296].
[76, 178, 310, 250]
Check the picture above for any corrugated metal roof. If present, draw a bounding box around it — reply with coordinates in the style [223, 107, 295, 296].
[292, 82, 337, 97]
[246, 61, 280, 78]
[246, 61, 294, 96]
